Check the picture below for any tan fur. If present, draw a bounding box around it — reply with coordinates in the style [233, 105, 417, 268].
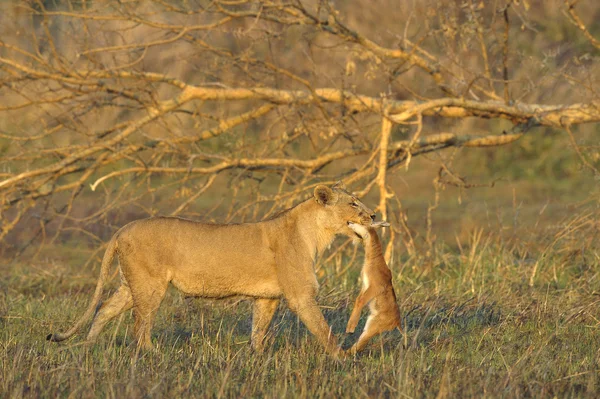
[47, 183, 375, 356]
[346, 221, 403, 353]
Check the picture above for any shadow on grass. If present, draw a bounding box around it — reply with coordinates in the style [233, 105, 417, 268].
[405, 297, 501, 331]
[106, 294, 501, 355]
[340, 296, 502, 351]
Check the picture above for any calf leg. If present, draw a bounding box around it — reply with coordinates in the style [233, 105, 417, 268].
[349, 316, 382, 354]
[346, 285, 378, 334]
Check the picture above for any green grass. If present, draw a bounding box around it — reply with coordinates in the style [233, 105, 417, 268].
[1, 233, 599, 398]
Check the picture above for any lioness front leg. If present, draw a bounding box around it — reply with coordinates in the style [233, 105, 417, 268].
[287, 295, 341, 356]
[251, 298, 279, 352]
[275, 246, 343, 357]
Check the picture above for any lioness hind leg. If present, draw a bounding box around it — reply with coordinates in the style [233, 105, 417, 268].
[251, 298, 279, 351]
[86, 285, 133, 342]
[131, 282, 168, 350]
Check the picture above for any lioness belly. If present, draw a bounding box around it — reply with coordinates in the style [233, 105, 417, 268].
[170, 269, 282, 298]
[173, 233, 280, 297]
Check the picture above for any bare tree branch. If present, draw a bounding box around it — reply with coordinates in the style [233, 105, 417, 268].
[0, 0, 598, 259]
[565, 0, 600, 50]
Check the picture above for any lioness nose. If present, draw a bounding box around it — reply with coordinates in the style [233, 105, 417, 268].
[370, 214, 376, 221]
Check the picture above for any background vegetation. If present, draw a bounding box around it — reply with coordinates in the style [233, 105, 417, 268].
[1, 0, 599, 397]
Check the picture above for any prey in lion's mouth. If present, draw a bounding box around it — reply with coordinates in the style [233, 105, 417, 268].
[347, 221, 366, 239]
[347, 220, 390, 238]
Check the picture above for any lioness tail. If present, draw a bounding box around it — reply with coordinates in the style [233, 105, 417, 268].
[46, 235, 118, 342]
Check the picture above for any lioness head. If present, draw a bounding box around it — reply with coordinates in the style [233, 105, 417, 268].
[313, 181, 376, 238]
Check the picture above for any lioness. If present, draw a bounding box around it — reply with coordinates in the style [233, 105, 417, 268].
[48, 182, 375, 356]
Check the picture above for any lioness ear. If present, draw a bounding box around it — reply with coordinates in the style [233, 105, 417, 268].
[314, 185, 338, 205]
[332, 180, 347, 191]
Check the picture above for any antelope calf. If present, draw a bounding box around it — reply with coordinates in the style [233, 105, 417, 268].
[346, 221, 403, 353]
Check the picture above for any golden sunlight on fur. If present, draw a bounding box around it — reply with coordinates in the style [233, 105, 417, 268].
[47, 182, 376, 357]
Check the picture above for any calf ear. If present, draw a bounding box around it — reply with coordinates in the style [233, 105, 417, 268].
[371, 221, 390, 229]
[314, 185, 338, 205]
[332, 180, 347, 191]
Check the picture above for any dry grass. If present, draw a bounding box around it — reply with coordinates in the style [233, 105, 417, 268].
[1, 217, 599, 398]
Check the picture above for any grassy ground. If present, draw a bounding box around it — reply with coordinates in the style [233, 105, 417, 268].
[1, 225, 599, 398]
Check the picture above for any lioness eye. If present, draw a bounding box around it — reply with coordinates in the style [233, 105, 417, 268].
[350, 202, 358, 208]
